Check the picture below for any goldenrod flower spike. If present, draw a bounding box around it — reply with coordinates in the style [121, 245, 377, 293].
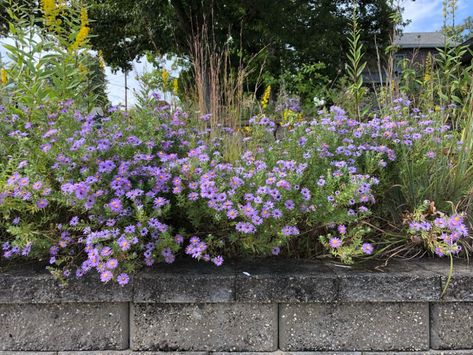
[41, 0, 57, 29]
[69, 7, 90, 51]
[1, 68, 7, 85]
[173, 78, 179, 94]
[261, 85, 271, 110]
[162, 69, 169, 90]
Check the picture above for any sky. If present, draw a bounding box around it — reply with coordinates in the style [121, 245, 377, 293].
[1, 0, 472, 107]
[402, 0, 472, 32]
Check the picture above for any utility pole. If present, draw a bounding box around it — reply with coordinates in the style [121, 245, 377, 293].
[124, 70, 128, 111]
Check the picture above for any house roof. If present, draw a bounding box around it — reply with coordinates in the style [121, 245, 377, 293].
[461, 37, 473, 47]
[394, 32, 447, 48]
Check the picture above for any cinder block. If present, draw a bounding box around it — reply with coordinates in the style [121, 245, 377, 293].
[0, 303, 129, 351]
[134, 261, 235, 303]
[235, 259, 338, 303]
[431, 302, 473, 349]
[131, 303, 277, 351]
[279, 302, 429, 351]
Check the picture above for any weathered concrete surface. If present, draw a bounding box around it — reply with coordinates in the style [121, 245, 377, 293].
[131, 303, 278, 351]
[328, 260, 441, 302]
[279, 302, 429, 351]
[235, 259, 338, 303]
[0, 264, 132, 303]
[366, 351, 473, 355]
[431, 302, 473, 350]
[0, 303, 129, 351]
[134, 261, 235, 303]
[417, 259, 473, 301]
[57, 352, 208, 355]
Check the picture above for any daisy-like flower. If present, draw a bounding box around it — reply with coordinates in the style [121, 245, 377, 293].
[329, 237, 342, 249]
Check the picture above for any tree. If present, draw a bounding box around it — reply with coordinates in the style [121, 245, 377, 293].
[86, 0, 395, 81]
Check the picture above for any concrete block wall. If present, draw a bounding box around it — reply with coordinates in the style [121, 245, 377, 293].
[1, 259, 473, 354]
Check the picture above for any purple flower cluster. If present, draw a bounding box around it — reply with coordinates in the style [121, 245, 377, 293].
[0, 95, 469, 282]
[408, 213, 468, 256]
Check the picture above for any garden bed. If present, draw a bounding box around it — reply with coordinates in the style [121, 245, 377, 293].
[1, 258, 473, 354]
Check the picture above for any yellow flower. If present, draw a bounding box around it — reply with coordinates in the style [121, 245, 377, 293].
[162, 69, 169, 90]
[261, 85, 271, 110]
[424, 53, 432, 83]
[69, 7, 89, 51]
[435, 105, 441, 112]
[80, 7, 89, 26]
[172, 78, 179, 94]
[1, 68, 7, 85]
[282, 109, 290, 123]
[41, 0, 57, 28]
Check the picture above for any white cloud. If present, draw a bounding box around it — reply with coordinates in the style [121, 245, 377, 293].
[402, 0, 443, 31]
[402, 0, 472, 32]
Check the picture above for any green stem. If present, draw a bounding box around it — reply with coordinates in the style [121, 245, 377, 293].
[441, 253, 454, 298]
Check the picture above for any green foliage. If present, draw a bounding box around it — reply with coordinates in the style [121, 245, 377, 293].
[346, 3, 367, 120]
[84, 0, 393, 86]
[0, 0, 107, 111]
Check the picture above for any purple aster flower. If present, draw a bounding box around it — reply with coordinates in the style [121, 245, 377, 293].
[117, 273, 129, 286]
[117, 236, 131, 251]
[284, 200, 295, 210]
[337, 225, 347, 234]
[124, 225, 135, 234]
[434, 217, 447, 228]
[271, 246, 281, 255]
[226, 209, 238, 219]
[174, 234, 184, 244]
[212, 255, 224, 266]
[448, 215, 463, 230]
[36, 198, 49, 209]
[106, 258, 118, 270]
[108, 198, 123, 213]
[100, 270, 113, 283]
[74, 183, 89, 200]
[426, 151, 436, 159]
[98, 160, 116, 173]
[272, 209, 283, 218]
[153, 197, 170, 208]
[70, 216, 79, 226]
[18, 177, 29, 186]
[100, 247, 113, 257]
[301, 187, 311, 200]
[329, 237, 342, 249]
[362, 242, 374, 255]
[32, 181, 43, 190]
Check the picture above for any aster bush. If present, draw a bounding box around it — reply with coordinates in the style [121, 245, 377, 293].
[1, 90, 471, 285]
[0, 0, 472, 286]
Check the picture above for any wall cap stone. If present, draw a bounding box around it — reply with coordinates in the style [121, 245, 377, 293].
[0, 258, 471, 303]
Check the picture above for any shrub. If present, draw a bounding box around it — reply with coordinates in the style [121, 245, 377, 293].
[0, 92, 470, 284]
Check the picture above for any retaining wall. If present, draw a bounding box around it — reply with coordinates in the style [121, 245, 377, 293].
[1, 258, 473, 354]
